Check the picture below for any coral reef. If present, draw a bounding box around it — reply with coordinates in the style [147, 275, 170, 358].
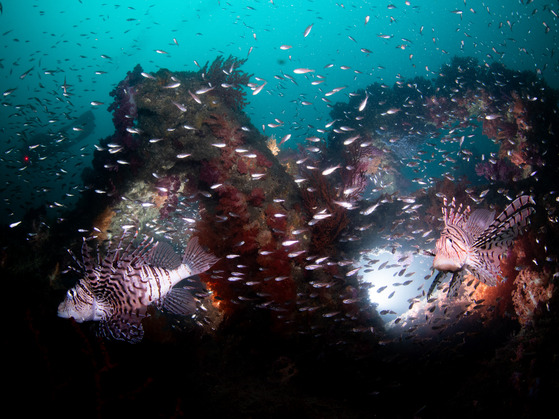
[266, 135, 280, 156]
[91, 206, 116, 241]
[5, 54, 559, 419]
[154, 174, 182, 218]
[300, 168, 350, 254]
[475, 159, 522, 183]
[512, 268, 554, 326]
[200, 55, 252, 111]
[107, 64, 143, 151]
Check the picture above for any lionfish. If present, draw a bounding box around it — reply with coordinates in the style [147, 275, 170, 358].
[58, 233, 219, 343]
[429, 195, 535, 298]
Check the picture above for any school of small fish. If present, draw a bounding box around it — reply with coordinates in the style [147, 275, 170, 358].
[0, 2, 557, 343]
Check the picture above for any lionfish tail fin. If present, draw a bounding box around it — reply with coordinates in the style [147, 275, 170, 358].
[182, 236, 220, 276]
[473, 195, 535, 250]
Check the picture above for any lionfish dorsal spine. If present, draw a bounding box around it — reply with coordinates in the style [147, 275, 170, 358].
[442, 196, 470, 228]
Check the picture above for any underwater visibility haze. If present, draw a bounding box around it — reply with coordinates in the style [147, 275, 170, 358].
[3, 1, 559, 417]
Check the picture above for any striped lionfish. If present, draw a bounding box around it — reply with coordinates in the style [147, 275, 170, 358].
[58, 233, 219, 343]
[429, 195, 535, 298]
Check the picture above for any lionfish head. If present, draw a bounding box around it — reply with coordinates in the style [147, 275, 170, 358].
[57, 282, 100, 323]
[432, 226, 468, 273]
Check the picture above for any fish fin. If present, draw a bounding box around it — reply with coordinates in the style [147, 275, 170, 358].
[447, 272, 464, 298]
[465, 209, 495, 238]
[468, 250, 501, 286]
[98, 312, 146, 343]
[182, 236, 220, 276]
[147, 241, 182, 270]
[422, 249, 436, 257]
[159, 287, 197, 316]
[474, 195, 535, 250]
[427, 270, 446, 298]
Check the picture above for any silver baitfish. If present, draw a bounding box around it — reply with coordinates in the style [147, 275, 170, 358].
[58, 233, 219, 343]
[429, 195, 535, 298]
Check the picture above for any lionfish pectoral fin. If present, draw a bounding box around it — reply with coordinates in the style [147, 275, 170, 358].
[474, 195, 535, 250]
[99, 313, 145, 344]
[421, 249, 436, 257]
[159, 287, 197, 316]
[466, 209, 495, 238]
[447, 272, 464, 298]
[469, 249, 502, 286]
[182, 236, 220, 276]
[427, 271, 446, 298]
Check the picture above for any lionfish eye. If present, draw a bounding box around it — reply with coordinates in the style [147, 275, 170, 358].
[446, 238, 453, 245]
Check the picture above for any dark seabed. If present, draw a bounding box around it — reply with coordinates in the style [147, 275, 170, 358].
[2, 1, 559, 418]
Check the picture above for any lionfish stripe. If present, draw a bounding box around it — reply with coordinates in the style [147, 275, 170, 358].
[473, 195, 535, 249]
[100, 313, 145, 343]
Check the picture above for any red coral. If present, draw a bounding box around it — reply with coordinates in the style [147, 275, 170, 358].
[475, 159, 521, 182]
[482, 117, 517, 141]
[249, 187, 265, 207]
[512, 269, 554, 326]
[511, 91, 531, 133]
[199, 160, 223, 186]
[472, 231, 551, 324]
[155, 175, 182, 218]
[205, 113, 245, 146]
[236, 158, 249, 175]
[216, 184, 250, 221]
[200, 55, 252, 110]
[424, 96, 452, 129]
[256, 151, 273, 169]
[195, 184, 300, 329]
[341, 141, 378, 201]
[108, 64, 143, 150]
[265, 203, 287, 233]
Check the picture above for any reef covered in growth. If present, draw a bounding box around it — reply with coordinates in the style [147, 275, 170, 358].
[4, 55, 559, 418]
[72, 55, 381, 340]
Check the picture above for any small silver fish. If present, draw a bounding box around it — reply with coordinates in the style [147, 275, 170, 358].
[58, 234, 219, 343]
[293, 68, 315, 74]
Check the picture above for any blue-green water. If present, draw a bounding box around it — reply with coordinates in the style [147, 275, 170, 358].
[1, 0, 557, 222]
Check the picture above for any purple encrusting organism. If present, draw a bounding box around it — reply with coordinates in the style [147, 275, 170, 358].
[108, 64, 142, 151]
[155, 175, 182, 218]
